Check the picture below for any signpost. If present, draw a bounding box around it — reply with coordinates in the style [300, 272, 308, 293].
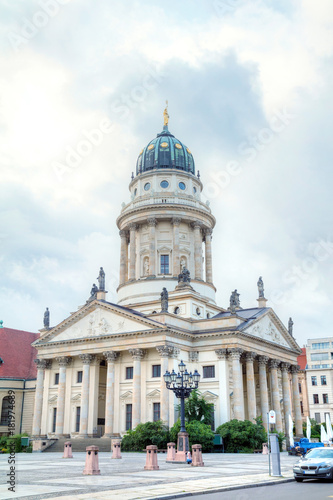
[267, 410, 276, 476]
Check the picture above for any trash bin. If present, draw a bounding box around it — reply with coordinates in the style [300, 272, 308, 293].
[21, 437, 29, 447]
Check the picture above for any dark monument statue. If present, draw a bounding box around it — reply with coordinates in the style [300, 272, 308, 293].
[229, 289, 240, 313]
[161, 287, 168, 313]
[257, 276, 265, 298]
[43, 307, 50, 328]
[90, 283, 98, 298]
[178, 267, 191, 284]
[97, 267, 105, 291]
[288, 317, 294, 336]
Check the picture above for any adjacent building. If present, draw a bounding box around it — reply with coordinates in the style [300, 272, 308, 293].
[305, 337, 333, 424]
[0, 325, 38, 436]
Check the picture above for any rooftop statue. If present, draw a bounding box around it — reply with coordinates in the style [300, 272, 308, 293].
[43, 307, 50, 329]
[90, 283, 98, 298]
[288, 317, 294, 336]
[230, 289, 240, 313]
[163, 100, 169, 127]
[257, 276, 265, 298]
[97, 267, 105, 291]
[178, 267, 191, 284]
[161, 287, 168, 313]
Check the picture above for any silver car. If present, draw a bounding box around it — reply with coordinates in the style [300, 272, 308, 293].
[293, 447, 333, 482]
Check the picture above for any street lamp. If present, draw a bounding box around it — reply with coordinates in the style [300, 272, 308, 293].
[163, 360, 201, 436]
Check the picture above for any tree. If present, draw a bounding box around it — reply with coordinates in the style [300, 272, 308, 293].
[121, 421, 169, 451]
[176, 389, 214, 426]
[169, 419, 214, 452]
[216, 417, 267, 453]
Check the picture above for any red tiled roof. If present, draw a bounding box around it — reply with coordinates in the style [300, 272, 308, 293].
[297, 347, 307, 370]
[0, 327, 39, 379]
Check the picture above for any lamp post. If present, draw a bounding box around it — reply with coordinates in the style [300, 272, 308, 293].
[163, 360, 200, 461]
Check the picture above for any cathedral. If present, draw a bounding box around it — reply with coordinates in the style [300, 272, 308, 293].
[31, 108, 303, 445]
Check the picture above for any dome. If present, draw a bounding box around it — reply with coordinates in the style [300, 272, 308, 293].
[136, 122, 195, 176]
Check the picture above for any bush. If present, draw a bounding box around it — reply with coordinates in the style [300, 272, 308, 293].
[0, 433, 29, 453]
[169, 419, 214, 452]
[121, 421, 169, 451]
[216, 417, 267, 453]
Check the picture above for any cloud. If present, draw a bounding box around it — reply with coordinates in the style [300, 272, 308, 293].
[0, 0, 332, 348]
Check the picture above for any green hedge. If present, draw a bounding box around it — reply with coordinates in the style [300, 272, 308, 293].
[121, 421, 169, 451]
[0, 433, 29, 454]
[170, 420, 214, 452]
[216, 418, 267, 453]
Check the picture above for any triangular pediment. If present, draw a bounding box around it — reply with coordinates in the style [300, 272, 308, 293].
[241, 310, 299, 350]
[120, 390, 133, 400]
[147, 389, 160, 398]
[34, 301, 165, 345]
[200, 390, 218, 401]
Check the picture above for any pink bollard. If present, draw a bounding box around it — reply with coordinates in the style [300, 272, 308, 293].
[112, 440, 122, 459]
[63, 441, 73, 458]
[191, 444, 204, 467]
[83, 445, 100, 475]
[144, 445, 159, 470]
[262, 443, 268, 455]
[166, 442, 176, 462]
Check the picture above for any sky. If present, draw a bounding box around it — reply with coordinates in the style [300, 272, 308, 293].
[0, 0, 333, 348]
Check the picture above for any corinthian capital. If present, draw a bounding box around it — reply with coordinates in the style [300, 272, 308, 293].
[280, 362, 291, 372]
[156, 345, 174, 358]
[34, 359, 52, 370]
[191, 220, 202, 230]
[189, 351, 199, 362]
[229, 348, 243, 360]
[129, 223, 138, 231]
[269, 359, 280, 370]
[245, 351, 257, 362]
[204, 228, 213, 236]
[147, 217, 157, 227]
[215, 349, 227, 360]
[171, 217, 181, 226]
[103, 351, 118, 362]
[290, 365, 300, 374]
[258, 355, 269, 366]
[79, 354, 95, 365]
[56, 356, 72, 367]
[119, 230, 128, 238]
[129, 348, 146, 360]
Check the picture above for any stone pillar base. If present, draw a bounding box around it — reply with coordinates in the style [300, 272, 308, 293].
[191, 444, 204, 467]
[166, 442, 176, 462]
[83, 446, 100, 475]
[144, 445, 159, 470]
[174, 432, 189, 463]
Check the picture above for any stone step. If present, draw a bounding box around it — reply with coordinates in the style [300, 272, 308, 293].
[43, 438, 113, 453]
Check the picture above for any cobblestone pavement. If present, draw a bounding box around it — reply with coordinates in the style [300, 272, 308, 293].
[0, 452, 298, 500]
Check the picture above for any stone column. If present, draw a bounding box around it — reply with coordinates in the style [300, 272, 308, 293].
[55, 357, 71, 436]
[129, 223, 137, 281]
[119, 230, 128, 285]
[229, 348, 244, 420]
[147, 217, 157, 276]
[79, 354, 95, 437]
[269, 359, 283, 433]
[281, 363, 292, 436]
[215, 349, 230, 424]
[291, 365, 303, 435]
[157, 345, 174, 426]
[192, 221, 203, 280]
[204, 228, 213, 283]
[103, 351, 118, 437]
[258, 356, 269, 430]
[32, 359, 51, 437]
[172, 218, 181, 276]
[245, 352, 257, 423]
[129, 348, 145, 428]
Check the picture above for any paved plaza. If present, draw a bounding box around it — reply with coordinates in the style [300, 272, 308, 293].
[0, 452, 298, 500]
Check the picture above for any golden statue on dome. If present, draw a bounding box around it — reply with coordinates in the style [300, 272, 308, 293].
[163, 100, 169, 127]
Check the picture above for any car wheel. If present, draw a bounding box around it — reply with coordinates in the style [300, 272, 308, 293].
[295, 477, 303, 482]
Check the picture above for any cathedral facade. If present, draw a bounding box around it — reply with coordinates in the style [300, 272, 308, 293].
[32, 111, 303, 442]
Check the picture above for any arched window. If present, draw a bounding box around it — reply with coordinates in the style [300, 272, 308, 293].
[0, 397, 11, 425]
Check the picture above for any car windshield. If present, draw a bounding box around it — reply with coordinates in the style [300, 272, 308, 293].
[305, 449, 333, 459]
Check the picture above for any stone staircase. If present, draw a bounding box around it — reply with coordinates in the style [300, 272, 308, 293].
[43, 437, 113, 453]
